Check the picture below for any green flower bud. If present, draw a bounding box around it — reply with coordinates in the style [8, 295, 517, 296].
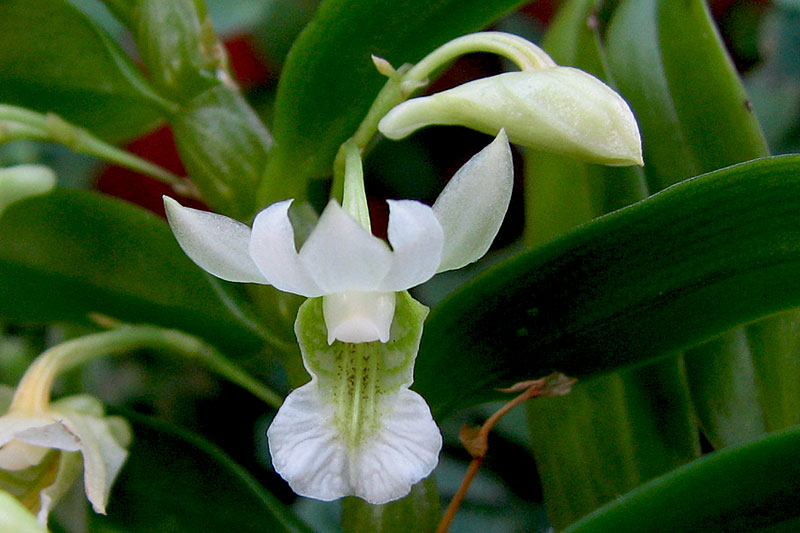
[379, 68, 643, 167]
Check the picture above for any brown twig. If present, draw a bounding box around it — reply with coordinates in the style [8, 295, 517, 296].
[435, 373, 577, 533]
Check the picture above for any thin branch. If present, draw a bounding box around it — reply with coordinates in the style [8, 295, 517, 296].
[436, 373, 577, 533]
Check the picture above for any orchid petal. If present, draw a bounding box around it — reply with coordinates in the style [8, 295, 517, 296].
[267, 384, 346, 501]
[250, 200, 324, 297]
[349, 388, 441, 504]
[164, 197, 267, 284]
[379, 200, 444, 291]
[0, 393, 131, 520]
[433, 131, 513, 272]
[0, 415, 60, 470]
[37, 452, 82, 525]
[267, 384, 441, 504]
[56, 411, 129, 514]
[299, 201, 392, 292]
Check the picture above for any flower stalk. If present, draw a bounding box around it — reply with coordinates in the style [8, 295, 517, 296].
[0, 105, 194, 197]
[9, 325, 282, 415]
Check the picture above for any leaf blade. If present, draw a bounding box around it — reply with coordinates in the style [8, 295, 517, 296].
[0, 188, 265, 355]
[416, 156, 800, 416]
[0, 0, 169, 142]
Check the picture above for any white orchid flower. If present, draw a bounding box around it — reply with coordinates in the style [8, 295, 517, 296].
[165, 131, 513, 503]
[164, 130, 513, 345]
[0, 385, 131, 524]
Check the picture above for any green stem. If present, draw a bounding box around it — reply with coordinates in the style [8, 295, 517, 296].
[0, 105, 193, 196]
[331, 32, 553, 199]
[10, 325, 282, 413]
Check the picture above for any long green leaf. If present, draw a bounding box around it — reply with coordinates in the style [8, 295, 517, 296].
[522, 1, 697, 528]
[259, 0, 530, 205]
[565, 423, 800, 532]
[0, 188, 266, 356]
[416, 155, 800, 416]
[606, 0, 780, 448]
[89, 411, 311, 532]
[0, 0, 170, 142]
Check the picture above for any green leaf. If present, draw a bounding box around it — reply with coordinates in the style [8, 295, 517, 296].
[415, 155, 800, 416]
[259, 0, 529, 205]
[0, 0, 171, 143]
[746, 312, 800, 431]
[0, 188, 265, 356]
[606, 0, 768, 191]
[89, 411, 311, 532]
[522, 3, 696, 527]
[565, 423, 800, 532]
[170, 85, 273, 220]
[682, 330, 767, 448]
[606, 0, 783, 448]
[528, 361, 698, 529]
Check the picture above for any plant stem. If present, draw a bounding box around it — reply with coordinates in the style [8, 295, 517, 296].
[0, 105, 195, 197]
[330, 32, 555, 199]
[10, 325, 282, 413]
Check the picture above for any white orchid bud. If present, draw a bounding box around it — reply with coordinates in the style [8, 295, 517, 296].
[379, 68, 643, 167]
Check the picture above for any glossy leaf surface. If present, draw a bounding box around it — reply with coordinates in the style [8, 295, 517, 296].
[416, 156, 800, 416]
[0, 0, 168, 142]
[523, 2, 696, 527]
[0, 188, 264, 355]
[565, 424, 800, 532]
[606, 0, 782, 449]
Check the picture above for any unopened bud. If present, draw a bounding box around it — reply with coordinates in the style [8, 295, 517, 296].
[379, 68, 643, 166]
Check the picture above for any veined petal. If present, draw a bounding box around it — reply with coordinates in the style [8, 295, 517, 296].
[299, 201, 392, 293]
[164, 197, 267, 284]
[267, 383, 441, 504]
[349, 388, 441, 504]
[250, 200, 324, 297]
[434, 131, 513, 272]
[379, 200, 443, 292]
